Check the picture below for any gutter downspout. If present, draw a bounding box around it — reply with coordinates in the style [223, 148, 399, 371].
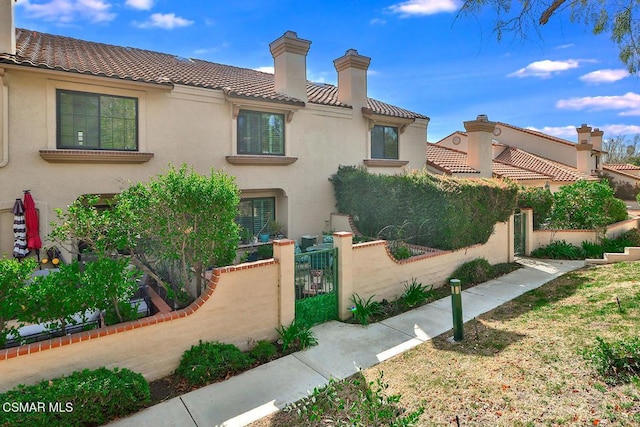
[0, 68, 7, 168]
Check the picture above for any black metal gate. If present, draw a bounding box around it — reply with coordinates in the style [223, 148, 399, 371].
[514, 210, 526, 256]
[294, 247, 338, 327]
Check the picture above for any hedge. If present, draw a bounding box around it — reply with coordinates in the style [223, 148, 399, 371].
[330, 166, 518, 250]
[0, 367, 150, 427]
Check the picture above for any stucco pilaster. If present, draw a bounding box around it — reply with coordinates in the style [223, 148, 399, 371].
[333, 231, 353, 320]
[273, 239, 296, 326]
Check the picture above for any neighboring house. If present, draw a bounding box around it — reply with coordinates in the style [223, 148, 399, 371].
[600, 163, 640, 199]
[0, 1, 429, 256]
[427, 114, 602, 191]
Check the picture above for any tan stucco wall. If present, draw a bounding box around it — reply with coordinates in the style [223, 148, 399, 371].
[351, 221, 512, 302]
[0, 66, 428, 255]
[0, 260, 280, 393]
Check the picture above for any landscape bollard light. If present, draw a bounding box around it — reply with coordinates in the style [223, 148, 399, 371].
[450, 279, 463, 341]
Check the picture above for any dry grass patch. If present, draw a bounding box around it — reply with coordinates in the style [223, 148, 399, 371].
[253, 262, 640, 426]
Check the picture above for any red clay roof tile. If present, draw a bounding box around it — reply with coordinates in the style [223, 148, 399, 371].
[1, 29, 427, 120]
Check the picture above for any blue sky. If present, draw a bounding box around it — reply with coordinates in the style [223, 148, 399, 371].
[13, 0, 640, 143]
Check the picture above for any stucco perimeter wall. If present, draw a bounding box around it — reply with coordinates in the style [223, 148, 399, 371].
[0, 260, 280, 393]
[523, 207, 640, 255]
[351, 221, 512, 301]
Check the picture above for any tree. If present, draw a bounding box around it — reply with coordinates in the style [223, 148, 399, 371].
[459, 0, 640, 73]
[548, 180, 628, 233]
[51, 164, 240, 303]
[602, 134, 640, 163]
[0, 257, 37, 346]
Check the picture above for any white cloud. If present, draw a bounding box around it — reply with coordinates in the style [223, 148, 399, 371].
[601, 124, 640, 135]
[527, 126, 579, 138]
[18, 0, 115, 23]
[388, 0, 459, 16]
[125, 0, 153, 10]
[580, 69, 630, 84]
[556, 92, 640, 116]
[370, 18, 387, 25]
[528, 124, 640, 138]
[508, 59, 581, 78]
[254, 66, 274, 74]
[136, 13, 193, 29]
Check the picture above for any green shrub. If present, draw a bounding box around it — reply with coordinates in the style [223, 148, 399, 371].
[581, 241, 604, 259]
[257, 244, 273, 259]
[550, 180, 628, 230]
[531, 241, 586, 260]
[249, 340, 277, 363]
[0, 257, 37, 347]
[350, 294, 383, 326]
[330, 166, 517, 250]
[399, 278, 433, 308]
[175, 340, 254, 386]
[286, 371, 424, 426]
[0, 367, 149, 427]
[448, 258, 495, 285]
[389, 243, 412, 260]
[584, 336, 640, 384]
[275, 321, 318, 352]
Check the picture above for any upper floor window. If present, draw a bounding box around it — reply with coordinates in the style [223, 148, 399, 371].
[57, 90, 138, 151]
[237, 110, 284, 155]
[371, 125, 398, 160]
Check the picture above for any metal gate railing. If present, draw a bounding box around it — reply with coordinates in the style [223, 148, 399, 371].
[514, 211, 526, 256]
[294, 246, 338, 327]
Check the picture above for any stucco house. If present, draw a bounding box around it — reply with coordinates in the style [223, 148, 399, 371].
[427, 114, 602, 191]
[0, 0, 429, 257]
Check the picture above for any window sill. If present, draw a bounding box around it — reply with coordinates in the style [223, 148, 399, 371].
[363, 159, 409, 167]
[40, 150, 154, 164]
[226, 155, 298, 166]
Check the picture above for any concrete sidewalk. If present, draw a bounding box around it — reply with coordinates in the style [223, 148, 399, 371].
[107, 258, 585, 427]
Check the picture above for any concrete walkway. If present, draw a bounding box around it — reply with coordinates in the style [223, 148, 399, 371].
[107, 258, 585, 427]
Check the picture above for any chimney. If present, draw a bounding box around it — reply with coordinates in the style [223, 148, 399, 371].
[269, 31, 311, 102]
[333, 49, 371, 109]
[591, 128, 603, 151]
[0, 0, 16, 55]
[576, 124, 593, 174]
[464, 114, 495, 178]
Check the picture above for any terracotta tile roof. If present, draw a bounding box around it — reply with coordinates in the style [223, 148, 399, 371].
[603, 163, 640, 171]
[0, 29, 427, 120]
[492, 161, 552, 181]
[427, 143, 595, 182]
[426, 144, 479, 174]
[495, 147, 594, 182]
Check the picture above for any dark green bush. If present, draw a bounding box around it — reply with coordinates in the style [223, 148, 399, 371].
[584, 336, 640, 384]
[0, 367, 149, 427]
[389, 243, 412, 260]
[399, 278, 433, 308]
[531, 240, 586, 260]
[249, 340, 277, 363]
[175, 341, 254, 386]
[330, 166, 517, 250]
[350, 294, 383, 326]
[448, 258, 495, 286]
[275, 321, 318, 352]
[549, 180, 628, 230]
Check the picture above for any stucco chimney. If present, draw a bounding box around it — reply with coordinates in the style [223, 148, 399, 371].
[0, 0, 16, 55]
[591, 128, 603, 151]
[269, 31, 311, 102]
[576, 124, 593, 175]
[333, 49, 371, 109]
[464, 114, 495, 178]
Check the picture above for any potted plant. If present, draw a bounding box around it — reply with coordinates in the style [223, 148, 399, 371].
[267, 220, 287, 239]
[239, 227, 253, 245]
